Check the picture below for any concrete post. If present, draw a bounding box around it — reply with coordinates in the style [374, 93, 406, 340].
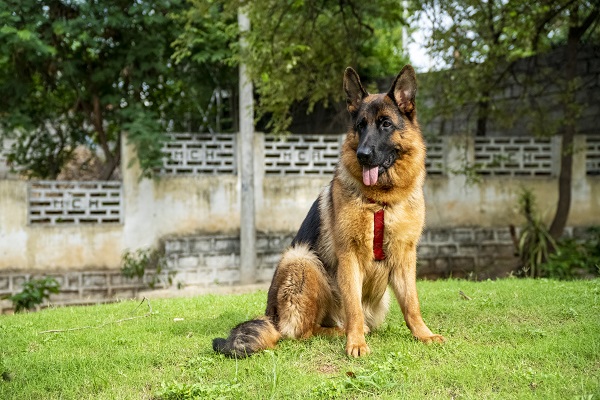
[445, 134, 474, 183]
[238, 9, 256, 284]
[572, 135, 586, 183]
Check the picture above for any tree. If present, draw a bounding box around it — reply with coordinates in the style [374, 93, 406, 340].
[413, 0, 600, 240]
[547, 3, 600, 239]
[0, 0, 231, 179]
[175, 0, 409, 135]
[170, 0, 238, 132]
[1, 0, 406, 178]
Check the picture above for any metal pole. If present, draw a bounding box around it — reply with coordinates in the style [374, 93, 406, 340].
[238, 9, 256, 284]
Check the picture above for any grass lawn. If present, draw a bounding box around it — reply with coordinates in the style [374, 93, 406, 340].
[1, 278, 599, 399]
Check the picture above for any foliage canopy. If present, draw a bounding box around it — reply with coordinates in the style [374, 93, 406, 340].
[174, 0, 409, 135]
[0, 0, 235, 179]
[413, 0, 600, 136]
[412, 0, 599, 240]
[1, 0, 598, 180]
[1, 0, 409, 178]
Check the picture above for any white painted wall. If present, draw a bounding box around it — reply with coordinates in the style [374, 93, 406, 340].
[0, 134, 598, 272]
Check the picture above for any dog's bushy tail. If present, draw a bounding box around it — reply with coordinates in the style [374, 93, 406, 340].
[212, 316, 281, 358]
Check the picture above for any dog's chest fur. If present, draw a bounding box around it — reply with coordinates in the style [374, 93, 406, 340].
[315, 179, 424, 294]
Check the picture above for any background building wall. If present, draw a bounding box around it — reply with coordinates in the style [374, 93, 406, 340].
[0, 132, 598, 311]
[1, 133, 598, 273]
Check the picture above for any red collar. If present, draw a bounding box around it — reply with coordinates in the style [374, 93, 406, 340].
[367, 198, 386, 261]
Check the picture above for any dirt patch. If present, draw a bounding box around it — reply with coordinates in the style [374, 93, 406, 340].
[316, 363, 340, 375]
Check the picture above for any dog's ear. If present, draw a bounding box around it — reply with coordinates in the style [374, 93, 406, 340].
[388, 65, 417, 115]
[344, 67, 368, 117]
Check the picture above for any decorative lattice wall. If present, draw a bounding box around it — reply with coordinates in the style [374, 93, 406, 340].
[264, 134, 344, 175]
[158, 133, 600, 177]
[425, 138, 444, 176]
[28, 181, 122, 225]
[263, 134, 449, 176]
[474, 137, 555, 177]
[160, 133, 237, 175]
[586, 135, 600, 176]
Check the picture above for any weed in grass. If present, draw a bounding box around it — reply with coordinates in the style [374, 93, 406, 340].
[0, 355, 11, 382]
[312, 352, 407, 398]
[157, 380, 243, 400]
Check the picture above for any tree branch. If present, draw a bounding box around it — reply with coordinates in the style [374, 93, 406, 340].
[532, 0, 578, 52]
[571, 6, 600, 40]
[339, 0, 375, 34]
[39, 298, 153, 334]
[92, 93, 112, 163]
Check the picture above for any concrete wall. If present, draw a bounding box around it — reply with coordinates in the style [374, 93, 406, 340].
[1, 133, 599, 275]
[0, 132, 599, 311]
[0, 179, 123, 271]
[425, 135, 599, 228]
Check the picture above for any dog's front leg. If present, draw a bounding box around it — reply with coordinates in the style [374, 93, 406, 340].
[337, 253, 369, 357]
[389, 245, 445, 343]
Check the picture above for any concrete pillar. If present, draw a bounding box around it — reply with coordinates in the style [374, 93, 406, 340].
[253, 132, 265, 213]
[445, 134, 474, 184]
[572, 135, 586, 182]
[238, 9, 256, 284]
[121, 134, 156, 251]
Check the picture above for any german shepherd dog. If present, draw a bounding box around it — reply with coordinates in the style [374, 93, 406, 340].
[213, 65, 445, 358]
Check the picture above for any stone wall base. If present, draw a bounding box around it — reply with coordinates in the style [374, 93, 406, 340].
[2, 226, 591, 313]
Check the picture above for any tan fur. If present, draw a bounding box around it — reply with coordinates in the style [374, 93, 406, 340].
[272, 245, 334, 339]
[254, 316, 282, 350]
[263, 67, 444, 357]
[217, 66, 444, 359]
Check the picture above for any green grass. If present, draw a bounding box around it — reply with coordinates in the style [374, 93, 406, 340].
[1, 279, 599, 399]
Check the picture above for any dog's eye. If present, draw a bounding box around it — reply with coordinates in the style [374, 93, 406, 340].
[381, 120, 392, 129]
[356, 119, 367, 131]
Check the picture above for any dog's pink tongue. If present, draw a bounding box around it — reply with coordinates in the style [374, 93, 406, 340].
[362, 166, 378, 186]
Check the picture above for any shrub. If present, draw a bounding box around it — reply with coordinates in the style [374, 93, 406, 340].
[543, 227, 600, 279]
[516, 188, 556, 278]
[5, 277, 60, 313]
[121, 247, 174, 289]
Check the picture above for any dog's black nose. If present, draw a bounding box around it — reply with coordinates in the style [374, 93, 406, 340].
[357, 146, 373, 165]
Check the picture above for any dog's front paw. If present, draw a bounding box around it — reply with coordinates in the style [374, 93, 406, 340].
[345, 336, 370, 357]
[417, 334, 446, 344]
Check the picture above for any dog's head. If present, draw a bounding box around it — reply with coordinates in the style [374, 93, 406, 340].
[343, 65, 425, 190]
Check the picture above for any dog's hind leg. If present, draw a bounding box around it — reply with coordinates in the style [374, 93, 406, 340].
[267, 244, 334, 340]
[214, 244, 332, 358]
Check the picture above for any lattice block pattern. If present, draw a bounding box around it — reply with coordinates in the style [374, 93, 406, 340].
[160, 133, 236, 175]
[264, 134, 344, 175]
[474, 137, 555, 177]
[425, 138, 444, 176]
[586, 135, 600, 176]
[28, 181, 123, 225]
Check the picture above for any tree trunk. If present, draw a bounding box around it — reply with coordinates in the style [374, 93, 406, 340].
[476, 97, 489, 137]
[98, 150, 121, 180]
[548, 7, 599, 240]
[548, 37, 576, 240]
[549, 124, 574, 240]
